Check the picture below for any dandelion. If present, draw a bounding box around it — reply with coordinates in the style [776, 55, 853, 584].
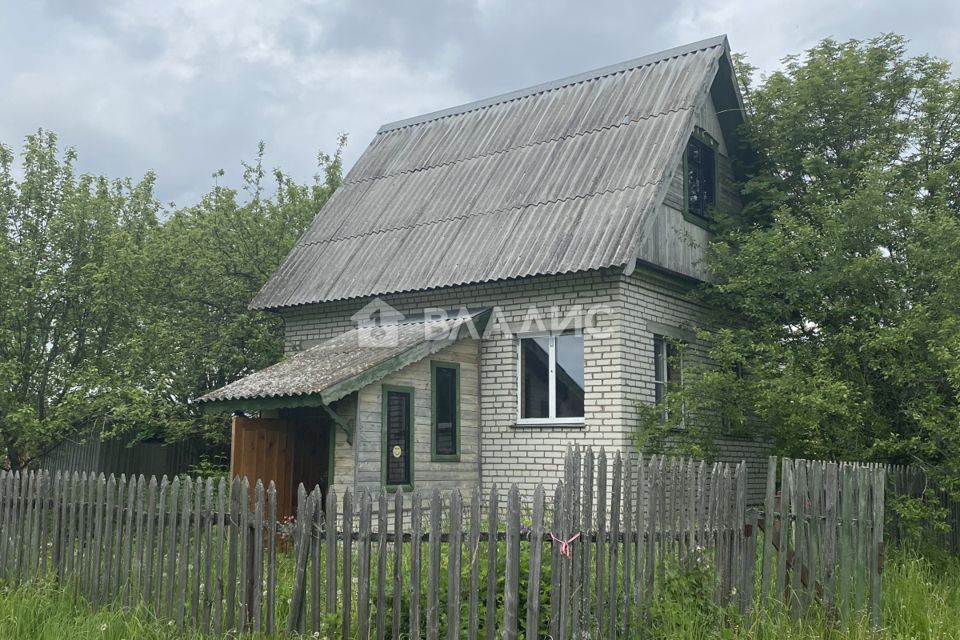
[99, 623, 108, 632]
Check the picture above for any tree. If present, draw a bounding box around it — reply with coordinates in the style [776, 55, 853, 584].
[0, 130, 346, 469]
[0, 130, 161, 468]
[138, 138, 345, 447]
[642, 36, 960, 495]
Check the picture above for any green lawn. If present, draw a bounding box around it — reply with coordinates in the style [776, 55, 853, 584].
[0, 550, 958, 639]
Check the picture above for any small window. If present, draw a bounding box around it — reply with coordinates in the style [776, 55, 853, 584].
[519, 332, 584, 424]
[653, 334, 683, 421]
[431, 362, 460, 460]
[686, 136, 716, 218]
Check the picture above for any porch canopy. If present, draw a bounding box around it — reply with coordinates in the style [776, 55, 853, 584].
[196, 308, 489, 414]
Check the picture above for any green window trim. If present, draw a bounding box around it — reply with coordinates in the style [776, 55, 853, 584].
[381, 384, 415, 492]
[430, 361, 461, 462]
[682, 128, 720, 230]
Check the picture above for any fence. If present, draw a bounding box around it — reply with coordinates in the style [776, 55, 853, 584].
[39, 431, 202, 479]
[0, 449, 885, 638]
[887, 465, 960, 553]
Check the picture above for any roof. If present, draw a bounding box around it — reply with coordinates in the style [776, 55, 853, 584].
[197, 309, 489, 411]
[251, 35, 742, 310]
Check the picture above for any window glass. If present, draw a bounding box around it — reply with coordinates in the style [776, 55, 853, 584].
[653, 334, 683, 421]
[520, 337, 550, 419]
[686, 137, 716, 218]
[433, 365, 458, 456]
[555, 334, 585, 418]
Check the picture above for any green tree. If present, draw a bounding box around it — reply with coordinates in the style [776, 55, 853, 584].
[139, 138, 345, 447]
[642, 35, 960, 493]
[0, 130, 345, 469]
[0, 130, 160, 468]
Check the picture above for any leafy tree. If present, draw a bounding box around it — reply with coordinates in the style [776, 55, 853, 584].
[642, 35, 960, 495]
[139, 138, 345, 447]
[0, 130, 160, 468]
[0, 130, 345, 469]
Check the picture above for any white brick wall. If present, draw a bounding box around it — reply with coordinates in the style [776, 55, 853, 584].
[282, 267, 769, 502]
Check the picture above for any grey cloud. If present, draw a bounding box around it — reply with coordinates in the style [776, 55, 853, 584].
[0, 0, 956, 206]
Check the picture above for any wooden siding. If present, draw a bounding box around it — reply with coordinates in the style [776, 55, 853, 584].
[639, 95, 741, 281]
[332, 338, 481, 495]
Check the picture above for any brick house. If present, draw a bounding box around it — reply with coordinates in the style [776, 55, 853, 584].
[198, 35, 767, 516]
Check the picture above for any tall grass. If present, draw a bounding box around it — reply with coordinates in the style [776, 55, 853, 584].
[0, 550, 957, 639]
[650, 549, 960, 639]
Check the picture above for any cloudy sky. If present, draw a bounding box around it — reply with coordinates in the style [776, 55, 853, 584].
[2, 0, 957, 205]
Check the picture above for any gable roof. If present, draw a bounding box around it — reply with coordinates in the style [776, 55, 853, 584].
[251, 35, 743, 310]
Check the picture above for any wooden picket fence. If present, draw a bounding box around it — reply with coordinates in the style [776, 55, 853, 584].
[0, 449, 886, 638]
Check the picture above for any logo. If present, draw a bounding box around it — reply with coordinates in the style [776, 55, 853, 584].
[351, 298, 405, 347]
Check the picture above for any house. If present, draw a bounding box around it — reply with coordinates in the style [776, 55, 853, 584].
[197, 35, 768, 517]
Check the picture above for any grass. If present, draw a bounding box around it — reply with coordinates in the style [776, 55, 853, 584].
[0, 550, 957, 639]
[650, 548, 960, 639]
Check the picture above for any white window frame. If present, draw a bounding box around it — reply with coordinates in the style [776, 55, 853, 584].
[516, 332, 586, 427]
[653, 334, 684, 422]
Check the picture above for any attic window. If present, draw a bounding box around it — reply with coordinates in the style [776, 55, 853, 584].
[686, 135, 716, 218]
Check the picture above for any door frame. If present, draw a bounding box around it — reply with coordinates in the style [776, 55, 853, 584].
[381, 384, 415, 492]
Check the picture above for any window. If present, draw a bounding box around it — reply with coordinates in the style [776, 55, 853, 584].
[382, 386, 414, 489]
[686, 135, 716, 219]
[518, 332, 584, 424]
[431, 362, 460, 460]
[653, 334, 683, 420]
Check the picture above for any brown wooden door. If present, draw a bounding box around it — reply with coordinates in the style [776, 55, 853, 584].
[230, 415, 295, 519]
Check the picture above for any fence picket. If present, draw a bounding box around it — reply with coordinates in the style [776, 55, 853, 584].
[253, 480, 264, 633]
[341, 489, 353, 640]
[503, 485, 521, 640]
[213, 478, 227, 637]
[311, 488, 323, 634]
[176, 477, 192, 629]
[204, 478, 216, 634]
[326, 488, 338, 616]
[225, 477, 239, 632]
[595, 450, 607, 639]
[287, 487, 314, 634]
[870, 465, 885, 629]
[411, 491, 423, 640]
[447, 489, 463, 640]
[525, 484, 545, 639]
[193, 478, 205, 627]
[393, 491, 404, 640]
[376, 491, 388, 640]
[581, 448, 595, 632]
[427, 489, 442, 640]
[483, 486, 497, 640]
[357, 491, 373, 640]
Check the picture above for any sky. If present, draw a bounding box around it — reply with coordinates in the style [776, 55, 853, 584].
[1, 0, 957, 206]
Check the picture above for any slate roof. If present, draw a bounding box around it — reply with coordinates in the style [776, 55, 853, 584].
[251, 35, 741, 310]
[198, 310, 488, 407]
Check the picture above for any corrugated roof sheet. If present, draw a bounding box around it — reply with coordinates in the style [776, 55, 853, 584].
[251, 36, 730, 310]
[198, 312, 484, 405]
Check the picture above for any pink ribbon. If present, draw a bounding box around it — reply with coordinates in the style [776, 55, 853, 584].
[550, 532, 581, 559]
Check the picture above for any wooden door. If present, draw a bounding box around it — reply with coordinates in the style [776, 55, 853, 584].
[384, 388, 413, 487]
[230, 415, 295, 519]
